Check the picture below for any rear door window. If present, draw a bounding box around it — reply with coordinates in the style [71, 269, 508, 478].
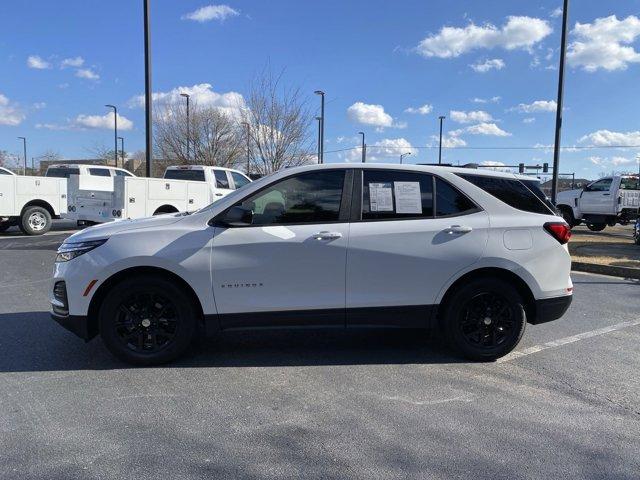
[214, 170, 230, 189]
[163, 169, 206, 181]
[46, 167, 80, 178]
[457, 174, 554, 215]
[362, 170, 434, 220]
[89, 168, 111, 177]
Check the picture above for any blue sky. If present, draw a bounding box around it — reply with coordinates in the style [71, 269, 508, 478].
[1, 0, 640, 179]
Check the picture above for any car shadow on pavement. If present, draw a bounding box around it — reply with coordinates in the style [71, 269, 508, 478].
[0, 311, 463, 373]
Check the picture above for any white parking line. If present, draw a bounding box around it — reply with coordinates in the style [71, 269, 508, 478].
[0, 230, 76, 240]
[499, 319, 640, 363]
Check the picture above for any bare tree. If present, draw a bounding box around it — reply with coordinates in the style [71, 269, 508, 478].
[0, 150, 19, 169]
[154, 102, 244, 168]
[243, 70, 315, 176]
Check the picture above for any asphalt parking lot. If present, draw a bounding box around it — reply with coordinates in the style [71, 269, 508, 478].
[1, 227, 639, 479]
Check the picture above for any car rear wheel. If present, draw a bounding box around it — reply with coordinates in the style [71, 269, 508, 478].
[98, 275, 198, 365]
[19, 206, 52, 235]
[441, 278, 527, 361]
[586, 223, 606, 232]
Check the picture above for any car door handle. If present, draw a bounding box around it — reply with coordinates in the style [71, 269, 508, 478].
[215, 193, 223, 197]
[312, 231, 342, 240]
[445, 225, 473, 235]
[602, 193, 610, 196]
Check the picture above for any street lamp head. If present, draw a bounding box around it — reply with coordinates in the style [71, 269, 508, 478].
[105, 104, 116, 109]
[439, 115, 446, 120]
[315, 116, 322, 121]
[314, 90, 325, 96]
[180, 93, 190, 98]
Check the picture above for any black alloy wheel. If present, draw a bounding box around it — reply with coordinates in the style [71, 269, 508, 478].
[99, 275, 198, 365]
[442, 278, 527, 361]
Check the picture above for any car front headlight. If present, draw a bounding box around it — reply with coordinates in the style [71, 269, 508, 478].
[56, 239, 108, 262]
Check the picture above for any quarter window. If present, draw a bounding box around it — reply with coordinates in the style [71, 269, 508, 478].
[214, 170, 230, 189]
[235, 170, 345, 226]
[115, 170, 132, 177]
[362, 170, 434, 220]
[458, 174, 554, 215]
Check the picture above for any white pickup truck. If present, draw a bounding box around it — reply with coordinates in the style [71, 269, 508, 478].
[0, 164, 134, 235]
[65, 165, 251, 224]
[556, 175, 640, 231]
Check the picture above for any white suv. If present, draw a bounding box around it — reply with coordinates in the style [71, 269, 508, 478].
[50, 164, 573, 365]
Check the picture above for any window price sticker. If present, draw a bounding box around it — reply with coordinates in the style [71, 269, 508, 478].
[369, 183, 393, 212]
[394, 181, 422, 214]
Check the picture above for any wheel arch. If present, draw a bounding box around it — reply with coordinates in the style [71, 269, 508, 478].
[86, 266, 205, 340]
[21, 199, 57, 218]
[153, 204, 179, 216]
[436, 267, 537, 325]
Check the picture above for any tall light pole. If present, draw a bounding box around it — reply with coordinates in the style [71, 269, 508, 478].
[358, 131, 366, 163]
[438, 115, 446, 165]
[118, 136, 124, 168]
[180, 92, 190, 162]
[314, 90, 325, 164]
[241, 121, 251, 174]
[144, 0, 153, 177]
[315, 116, 322, 164]
[17, 137, 27, 175]
[400, 152, 412, 164]
[105, 104, 118, 167]
[551, 0, 569, 205]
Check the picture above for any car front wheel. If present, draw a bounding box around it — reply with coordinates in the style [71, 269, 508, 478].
[441, 278, 527, 361]
[98, 275, 199, 365]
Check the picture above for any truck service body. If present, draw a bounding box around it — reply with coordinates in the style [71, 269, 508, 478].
[64, 165, 251, 223]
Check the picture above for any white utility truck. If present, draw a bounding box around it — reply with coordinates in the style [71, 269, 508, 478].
[65, 165, 251, 224]
[0, 164, 134, 235]
[555, 175, 640, 231]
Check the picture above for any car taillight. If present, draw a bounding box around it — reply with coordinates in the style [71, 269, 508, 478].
[544, 222, 571, 245]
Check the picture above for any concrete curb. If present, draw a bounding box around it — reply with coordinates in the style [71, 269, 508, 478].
[572, 261, 640, 279]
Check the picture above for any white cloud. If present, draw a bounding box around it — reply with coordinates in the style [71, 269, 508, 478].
[32, 102, 46, 110]
[27, 55, 51, 69]
[182, 4, 240, 22]
[481, 160, 510, 171]
[465, 122, 511, 136]
[404, 103, 433, 115]
[450, 110, 493, 124]
[76, 68, 100, 80]
[367, 138, 417, 162]
[432, 134, 467, 148]
[567, 15, 640, 72]
[416, 16, 552, 58]
[470, 58, 505, 72]
[523, 117, 536, 124]
[611, 156, 634, 166]
[129, 83, 245, 118]
[550, 7, 563, 18]
[579, 129, 640, 147]
[0, 93, 25, 126]
[512, 100, 557, 113]
[74, 112, 133, 131]
[61, 56, 85, 68]
[472, 96, 501, 104]
[347, 102, 396, 129]
[588, 156, 604, 165]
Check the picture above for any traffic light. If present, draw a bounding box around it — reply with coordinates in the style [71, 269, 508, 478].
[518, 163, 525, 173]
[543, 163, 549, 173]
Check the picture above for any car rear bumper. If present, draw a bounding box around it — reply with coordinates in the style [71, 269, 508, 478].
[530, 295, 572, 325]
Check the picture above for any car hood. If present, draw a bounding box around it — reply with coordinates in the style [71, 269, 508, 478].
[556, 188, 581, 200]
[64, 214, 184, 243]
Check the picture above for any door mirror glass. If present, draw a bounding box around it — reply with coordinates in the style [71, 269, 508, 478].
[215, 205, 253, 227]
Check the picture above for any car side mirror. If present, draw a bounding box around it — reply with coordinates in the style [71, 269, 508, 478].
[210, 205, 253, 227]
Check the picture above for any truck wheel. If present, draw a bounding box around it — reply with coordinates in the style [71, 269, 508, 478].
[98, 275, 199, 366]
[586, 223, 606, 232]
[19, 206, 52, 235]
[441, 278, 526, 361]
[559, 207, 577, 228]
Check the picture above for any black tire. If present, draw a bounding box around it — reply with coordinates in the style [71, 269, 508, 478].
[98, 275, 199, 366]
[441, 278, 527, 361]
[19, 206, 52, 235]
[586, 223, 606, 232]
[559, 207, 577, 228]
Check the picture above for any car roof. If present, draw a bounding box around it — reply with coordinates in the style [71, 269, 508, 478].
[165, 165, 247, 174]
[277, 162, 537, 181]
